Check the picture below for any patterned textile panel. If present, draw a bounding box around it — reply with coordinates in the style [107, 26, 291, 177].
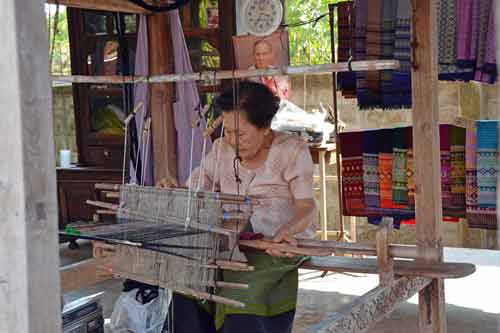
[340, 131, 366, 215]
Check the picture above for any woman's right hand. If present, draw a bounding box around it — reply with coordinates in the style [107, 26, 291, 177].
[156, 176, 179, 188]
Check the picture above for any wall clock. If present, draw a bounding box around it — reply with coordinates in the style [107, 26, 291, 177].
[241, 0, 283, 37]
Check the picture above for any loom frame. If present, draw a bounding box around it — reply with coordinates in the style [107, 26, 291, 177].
[1, 0, 483, 332]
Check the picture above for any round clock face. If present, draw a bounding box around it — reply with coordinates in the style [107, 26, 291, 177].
[242, 0, 283, 36]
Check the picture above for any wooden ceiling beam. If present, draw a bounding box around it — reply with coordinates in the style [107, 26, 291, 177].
[46, 0, 150, 14]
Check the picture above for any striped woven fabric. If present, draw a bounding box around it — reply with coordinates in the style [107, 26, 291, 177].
[465, 126, 478, 213]
[450, 126, 466, 212]
[340, 131, 366, 215]
[406, 127, 415, 206]
[440, 125, 452, 209]
[337, 1, 357, 98]
[476, 121, 498, 209]
[378, 129, 395, 208]
[392, 127, 409, 205]
[363, 130, 381, 208]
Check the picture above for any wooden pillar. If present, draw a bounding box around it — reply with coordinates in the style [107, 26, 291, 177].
[218, 0, 236, 90]
[148, 13, 178, 184]
[0, 0, 61, 331]
[411, 1, 447, 332]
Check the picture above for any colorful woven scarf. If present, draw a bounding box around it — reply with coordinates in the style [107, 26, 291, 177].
[363, 130, 381, 208]
[440, 125, 452, 209]
[380, 0, 398, 108]
[473, 0, 494, 83]
[467, 121, 498, 229]
[456, 0, 475, 68]
[406, 126, 415, 207]
[475, 3, 497, 83]
[437, 0, 474, 81]
[390, 0, 412, 108]
[337, 1, 356, 98]
[392, 127, 409, 205]
[378, 129, 395, 208]
[450, 126, 466, 214]
[340, 131, 366, 215]
[465, 126, 478, 214]
[358, 0, 382, 108]
[465, 126, 478, 220]
[476, 121, 498, 209]
[355, 0, 368, 106]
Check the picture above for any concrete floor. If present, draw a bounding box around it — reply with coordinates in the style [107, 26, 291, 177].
[61, 242, 500, 332]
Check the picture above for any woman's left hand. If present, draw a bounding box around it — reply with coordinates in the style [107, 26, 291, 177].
[266, 225, 298, 258]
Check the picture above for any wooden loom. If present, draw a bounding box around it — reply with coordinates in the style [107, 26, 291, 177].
[52, 1, 475, 331]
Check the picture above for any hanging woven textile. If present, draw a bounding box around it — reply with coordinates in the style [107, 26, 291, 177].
[450, 126, 466, 214]
[391, 127, 410, 206]
[337, 1, 356, 98]
[354, 0, 369, 107]
[362, 130, 381, 208]
[440, 125, 453, 210]
[378, 129, 395, 208]
[340, 131, 366, 215]
[476, 121, 498, 209]
[406, 126, 415, 207]
[466, 121, 498, 229]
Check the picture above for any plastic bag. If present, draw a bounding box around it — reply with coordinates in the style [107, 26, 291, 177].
[110, 288, 171, 333]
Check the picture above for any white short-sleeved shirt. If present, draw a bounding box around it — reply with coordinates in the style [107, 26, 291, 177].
[188, 132, 318, 238]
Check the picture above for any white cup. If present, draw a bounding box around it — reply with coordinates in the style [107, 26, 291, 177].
[60, 149, 72, 168]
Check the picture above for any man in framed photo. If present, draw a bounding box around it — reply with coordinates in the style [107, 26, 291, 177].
[248, 39, 290, 100]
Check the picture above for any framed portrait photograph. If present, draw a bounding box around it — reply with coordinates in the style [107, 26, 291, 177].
[232, 30, 291, 100]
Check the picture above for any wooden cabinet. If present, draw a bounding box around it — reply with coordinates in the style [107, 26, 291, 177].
[56, 9, 137, 237]
[67, 8, 138, 168]
[57, 167, 122, 231]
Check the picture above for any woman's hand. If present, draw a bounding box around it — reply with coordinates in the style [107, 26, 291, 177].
[266, 224, 298, 258]
[265, 198, 316, 258]
[156, 176, 179, 188]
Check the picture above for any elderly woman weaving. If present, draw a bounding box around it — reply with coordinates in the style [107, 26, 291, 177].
[160, 81, 317, 333]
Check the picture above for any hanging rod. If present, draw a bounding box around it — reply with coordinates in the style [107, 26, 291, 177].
[51, 60, 400, 85]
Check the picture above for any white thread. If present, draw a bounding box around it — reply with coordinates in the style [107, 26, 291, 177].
[212, 123, 225, 193]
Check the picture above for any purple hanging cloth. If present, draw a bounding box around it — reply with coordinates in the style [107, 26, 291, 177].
[169, 10, 212, 186]
[456, 0, 474, 68]
[132, 15, 154, 186]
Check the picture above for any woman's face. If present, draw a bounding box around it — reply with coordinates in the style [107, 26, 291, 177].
[223, 111, 268, 161]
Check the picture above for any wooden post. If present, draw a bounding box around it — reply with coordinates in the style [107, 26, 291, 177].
[148, 14, 178, 184]
[319, 150, 329, 240]
[218, 0, 236, 90]
[376, 217, 394, 286]
[411, 1, 447, 332]
[0, 0, 61, 331]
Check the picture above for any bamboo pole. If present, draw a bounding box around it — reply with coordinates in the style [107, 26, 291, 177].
[51, 60, 400, 85]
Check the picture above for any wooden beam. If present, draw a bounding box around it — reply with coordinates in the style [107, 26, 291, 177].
[51, 60, 401, 84]
[60, 259, 113, 293]
[302, 256, 475, 280]
[411, 0, 447, 332]
[306, 277, 432, 333]
[148, 13, 178, 184]
[0, 0, 60, 331]
[46, 0, 149, 14]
